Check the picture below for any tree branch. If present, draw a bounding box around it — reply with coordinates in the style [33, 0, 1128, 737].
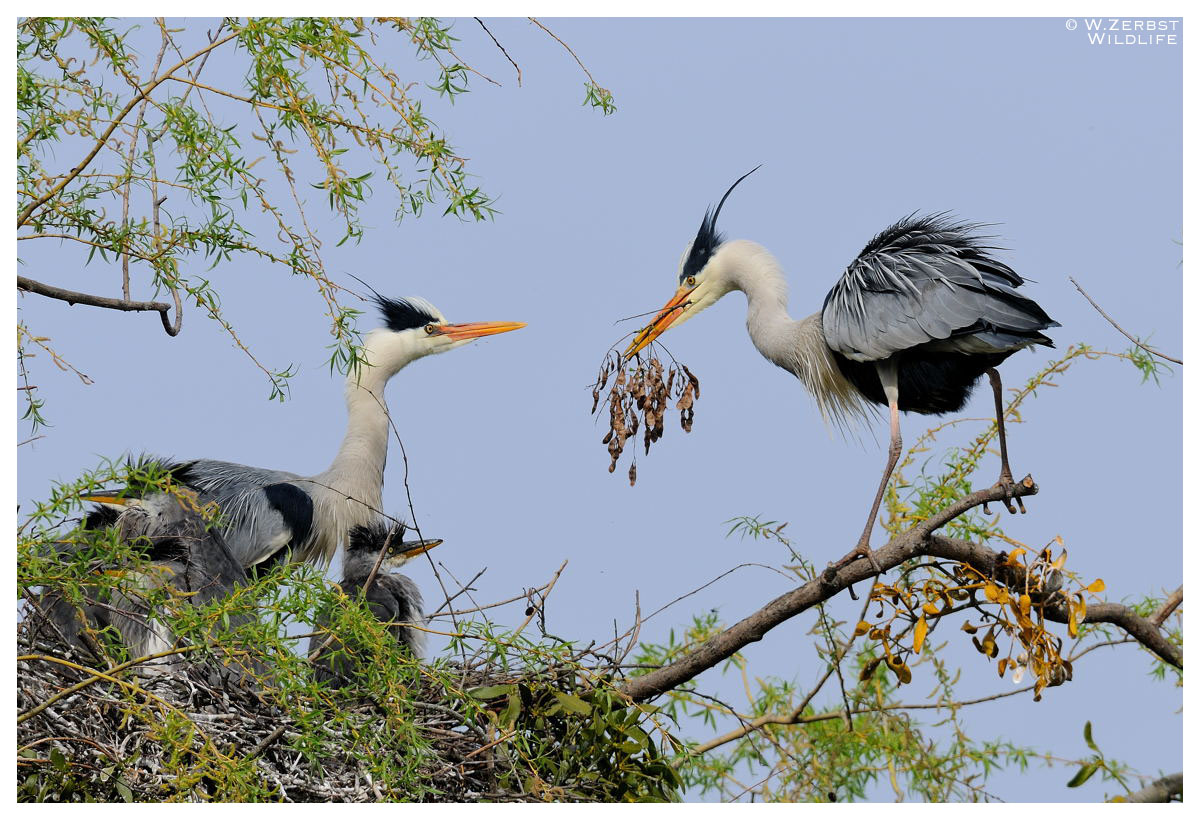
[921, 535, 1183, 669]
[17, 275, 181, 337]
[1152, 585, 1182, 627]
[17, 29, 239, 228]
[1070, 276, 1182, 365]
[620, 475, 1180, 702]
[1117, 772, 1183, 803]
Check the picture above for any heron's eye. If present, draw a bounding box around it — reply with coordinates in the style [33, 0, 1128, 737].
[424, 324, 437, 335]
[686, 276, 697, 287]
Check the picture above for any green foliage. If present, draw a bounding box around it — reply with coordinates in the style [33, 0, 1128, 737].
[629, 345, 1179, 802]
[462, 675, 680, 801]
[1064, 721, 1133, 794]
[16, 16, 613, 419]
[1124, 342, 1173, 385]
[18, 459, 675, 803]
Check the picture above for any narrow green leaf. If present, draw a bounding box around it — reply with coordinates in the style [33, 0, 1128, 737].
[1066, 762, 1099, 788]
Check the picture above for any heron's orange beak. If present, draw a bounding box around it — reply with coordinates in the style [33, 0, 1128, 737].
[80, 493, 131, 507]
[398, 538, 443, 558]
[622, 285, 696, 358]
[436, 321, 526, 341]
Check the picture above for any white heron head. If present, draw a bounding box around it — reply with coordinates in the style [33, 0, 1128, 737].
[360, 295, 526, 378]
[624, 167, 760, 357]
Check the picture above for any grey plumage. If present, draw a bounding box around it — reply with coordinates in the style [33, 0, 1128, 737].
[165, 460, 313, 570]
[309, 520, 434, 686]
[624, 172, 1058, 561]
[25, 493, 255, 677]
[822, 215, 1056, 365]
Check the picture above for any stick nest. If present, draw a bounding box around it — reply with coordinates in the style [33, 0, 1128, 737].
[16, 632, 647, 803]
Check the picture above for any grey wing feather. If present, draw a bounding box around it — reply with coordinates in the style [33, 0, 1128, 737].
[821, 216, 1058, 362]
[172, 459, 309, 568]
[366, 576, 426, 656]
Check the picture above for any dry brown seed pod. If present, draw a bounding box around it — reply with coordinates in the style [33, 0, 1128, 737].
[591, 348, 701, 482]
[628, 462, 637, 487]
[682, 364, 701, 399]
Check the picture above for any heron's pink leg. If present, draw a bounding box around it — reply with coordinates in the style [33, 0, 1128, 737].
[983, 367, 1025, 515]
[850, 395, 900, 565]
[832, 364, 900, 575]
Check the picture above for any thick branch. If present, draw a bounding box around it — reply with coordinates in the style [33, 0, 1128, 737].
[621, 475, 1180, 702]
[1152, 585, 1182, 626]
[17, 275, 180, 336]
[1118, 772, 1183, 803]
[922, 535, 1183, 670]
[620, 478, 1039, 702]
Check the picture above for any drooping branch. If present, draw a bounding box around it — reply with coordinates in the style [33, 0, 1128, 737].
[620, 475, 1180, 702]
[17, 275, 181, 337]
[1070, 276, 1182, 365]
[16, 29, 240, 228]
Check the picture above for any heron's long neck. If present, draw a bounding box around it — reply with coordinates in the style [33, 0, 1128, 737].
[721, 241, 801, 370]
[722, 240, 866, 427]
[321, 363, 391, 510]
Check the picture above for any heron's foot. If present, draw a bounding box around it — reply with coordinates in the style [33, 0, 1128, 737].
[822, 538, 885, 600]
[982, 471, 1026, 516]
[830, 538, 884, 575]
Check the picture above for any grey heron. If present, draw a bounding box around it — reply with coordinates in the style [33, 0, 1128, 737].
[88, 296, 523, 572]
[624, 169, 1058, 564]
[26, 491, 255, 675]
[309, 519, 439, 684]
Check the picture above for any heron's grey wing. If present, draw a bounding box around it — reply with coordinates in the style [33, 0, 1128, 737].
[171, 460, 311, 568]
[821, 216, 1059, 362]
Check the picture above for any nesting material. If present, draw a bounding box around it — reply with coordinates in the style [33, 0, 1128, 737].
[591, 350, 700, 486]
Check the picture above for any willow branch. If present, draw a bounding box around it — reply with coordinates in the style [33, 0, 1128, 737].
[922, 535, 1182, 668]
[621, 475, 1179, 702]
[17, 29, 239, 228]
[1070, 276, 1182, 365]
[17, 275, 181, 336]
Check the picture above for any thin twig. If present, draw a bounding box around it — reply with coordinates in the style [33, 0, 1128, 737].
[512, 560, 568, 639]
[1070, 276, 1182, 364]
[527, 18, 599, 87]
[474, 18, 521, 86]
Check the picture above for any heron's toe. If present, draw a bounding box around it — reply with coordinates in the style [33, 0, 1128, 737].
[986, 475, 1027, 515]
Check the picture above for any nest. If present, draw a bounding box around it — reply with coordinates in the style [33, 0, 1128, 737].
[17, 635, 547, 803]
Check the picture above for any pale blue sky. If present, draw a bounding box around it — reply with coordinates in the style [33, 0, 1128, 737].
[16, 18, 1182, 801]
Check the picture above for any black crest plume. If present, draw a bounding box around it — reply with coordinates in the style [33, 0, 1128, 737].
[376, 296, 439, 332]
[680, 165, 761, 284]
[342, 273, 439, 332]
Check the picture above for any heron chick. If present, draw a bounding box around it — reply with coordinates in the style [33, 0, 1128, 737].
[26, 491, 256, 677]
[309, 520, 440, 685]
